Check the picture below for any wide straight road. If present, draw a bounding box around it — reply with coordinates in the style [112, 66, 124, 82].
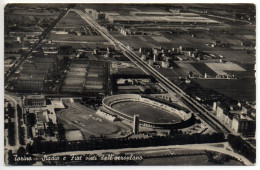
[71, 9, 230, 135]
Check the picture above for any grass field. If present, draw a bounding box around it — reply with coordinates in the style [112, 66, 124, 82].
[111, 101, 181, 124]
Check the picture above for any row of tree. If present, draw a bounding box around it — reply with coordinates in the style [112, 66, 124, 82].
[7, 103, 15, 118]
[17, 104, 25, 145]
[27, 132, 225, 154]
[227, 134, 256, 163]
[8, 119, 16, 146]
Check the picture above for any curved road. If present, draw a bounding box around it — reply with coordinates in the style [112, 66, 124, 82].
[47, 142, 252, 165]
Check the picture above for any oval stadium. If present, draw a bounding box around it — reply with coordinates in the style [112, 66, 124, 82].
[101, 94, 195, 129]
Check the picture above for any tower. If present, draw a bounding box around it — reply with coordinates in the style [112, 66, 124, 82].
[133, 115, 139, 134]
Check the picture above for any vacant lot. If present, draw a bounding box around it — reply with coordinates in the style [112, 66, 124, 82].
[205, 62, 245, 75]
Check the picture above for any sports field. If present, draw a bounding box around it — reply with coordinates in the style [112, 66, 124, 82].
[57, 103, 123, 139]
[111, 101, 181, 124]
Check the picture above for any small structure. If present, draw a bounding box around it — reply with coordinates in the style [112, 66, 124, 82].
[133, 114, 139, 134]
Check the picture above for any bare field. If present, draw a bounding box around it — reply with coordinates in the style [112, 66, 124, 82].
[205, 62, 245, 75]
[175, 62, 202, 76]
[191, 63, 217, 76]
[115, 35, 158, 48]
[48, 34, 107, 42]
[58, 11, 86, 26]
[155, 68, 179, 79]
[243, 35, 255, 40]
[194, 78, 256, 101]
[10, 9, 59, 16]
[151, 36, 171, 43]
[204, 50, 255, 64]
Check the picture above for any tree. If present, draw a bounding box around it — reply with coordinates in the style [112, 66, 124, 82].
[17, 146, 26, 156]
[8, 150, 15, 165]
[189, 71, 193, 77]
[26, 143, 33, 154]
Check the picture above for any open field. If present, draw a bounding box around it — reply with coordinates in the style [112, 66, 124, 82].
[111, 101, 181, 124]
[58, 11, 87, 26]
[64, 78, 84, 84]
[65, 129, 84, 141]
[9, 9, 59, 16]
[175, 62, 202, 76]
[205, 62, 245, 75]
[155, 68, 180, 79]
[191, 63, 217, 76]
[48, 34, 107, 42]
[226, 63, 255, 78]
[204, 50, 255, 64]
[53, 41, 114, 49]
[151, 36, 171, 43]
[193, 78, 256, 101]
[114, 34, 159, 48]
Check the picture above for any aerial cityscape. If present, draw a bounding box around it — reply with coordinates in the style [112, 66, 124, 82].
[4, 3, 256, 165]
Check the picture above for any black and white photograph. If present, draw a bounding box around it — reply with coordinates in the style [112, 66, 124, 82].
[3, 2, 256, 166]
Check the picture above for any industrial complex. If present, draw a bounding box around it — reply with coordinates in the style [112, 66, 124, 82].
[4, 3, 256, 166]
